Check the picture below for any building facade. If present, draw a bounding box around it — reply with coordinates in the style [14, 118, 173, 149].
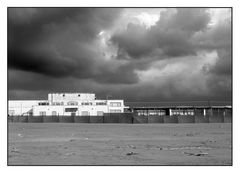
[126, 105, 232, 117]
[9, 93, 127, 116]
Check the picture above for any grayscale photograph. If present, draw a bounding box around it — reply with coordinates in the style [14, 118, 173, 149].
[8, 7, 232, 165]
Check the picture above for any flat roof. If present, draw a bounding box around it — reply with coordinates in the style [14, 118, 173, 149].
[125, 102, 232, 109]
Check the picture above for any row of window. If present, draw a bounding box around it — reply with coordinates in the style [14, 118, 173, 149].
[39, 111, 105, 116]
[59, 94, 87, 97]
[171, 110, 194, 115]
[54, 94, 80, 97]
[136, 110, 166, 116]
[42, 101, 121, 106]
[51, 102, 109, 106]
[110, 102, 121, 107]
[110, 109, 121, 113]
[39, 102, 49, 105]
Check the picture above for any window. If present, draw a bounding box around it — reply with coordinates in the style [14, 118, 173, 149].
[67, 101, 78, 105]
[159, 110, 166, 116]
[53, 102, 61, 106]
[82, 102, 89, 105]
[137, 110, 147, 116]
[97, 111, 104, 116]
[52, 111, 57, 115]
[110, 102, 121, 107]
[148, 110, 157, 115]
[65, 108, 78, 112]
[81, 111, 89, 116]
[110, 109, 121, 113]
[9, 110, 15, 116]
[38, 102, 49, 106]
[186, 110, 194, 116]
[96, 102, 106, 105]
[39, 111, 46, 116]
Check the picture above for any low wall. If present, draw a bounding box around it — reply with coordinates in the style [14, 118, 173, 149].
[212, 109, 219, 116]
[219, 109, 225, 116]
[224, 114, 232, 123]
[225, 109, 232, 116]
[194, 109, 204, 116]
[163, 115, 178, 123]
[89, 116, 104, 123]
[119, 113, 133, 123]
[59, 116, 74, 123]
[103, 113, 119, 123]
[8, 116, 13, 123]
[12, 116, 19, 123]
[194, 115, 209, 123]
[178, 115, 195, 123]
[74, 116, 90, 123]
[148, 115, 164, 123]
[209, 115, 224, 123]
[18, 116, 28, 123]
[8, 112, 231, 124]
[133, 115, 148, 124]
[205, 109, 212, 116]
[28, 116, 43, 123]
[43, 116, 59, 123]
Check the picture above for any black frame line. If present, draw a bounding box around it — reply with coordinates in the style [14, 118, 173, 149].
[7, 7, 233, 166]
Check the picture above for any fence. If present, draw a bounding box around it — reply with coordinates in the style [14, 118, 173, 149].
[8, 112, 232, 124]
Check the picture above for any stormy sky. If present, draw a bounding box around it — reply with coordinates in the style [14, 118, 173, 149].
[8, 8, 232, 102]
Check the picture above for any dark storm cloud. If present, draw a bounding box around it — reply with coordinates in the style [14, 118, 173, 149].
[207, 48, 231, 76]
[8, 47, 77, 77]
[8, 8, 231, 102]
[8, 8, 137, 83]
[111, 23, 156, 58]
[8, 8, 118, 44]
[94, 63, 139, 84]
[198, 18, 231, 76]
[111, 8, 211, 59]
[198, 15, 231, 100]
[109, 8, 231, 101]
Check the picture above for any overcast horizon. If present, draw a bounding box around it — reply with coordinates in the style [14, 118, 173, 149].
[8, 8, 232, 102]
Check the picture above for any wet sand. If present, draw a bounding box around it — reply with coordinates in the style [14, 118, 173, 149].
[8, 123, 232, 165]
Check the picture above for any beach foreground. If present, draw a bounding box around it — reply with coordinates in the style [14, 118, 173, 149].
[8, 123, 232, 165]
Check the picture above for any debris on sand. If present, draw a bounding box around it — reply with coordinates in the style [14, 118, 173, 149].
[185, 133, 194, 137]
[145, 144, 156, 149]
[183, 151, 208, 156]
[127, 145, 136, 149]
[161, 146, 212, 151]
[126, 152, 138, 156]
[18, 134, 24, 138]
[69, 139, 76, 142]
[10, 147, 19, 153]
[207, 140, 216, 143]
[65, 152, 76, 156]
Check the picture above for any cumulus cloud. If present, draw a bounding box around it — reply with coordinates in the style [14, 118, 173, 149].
[8, 8, 232, 102]
[8, 8, 138, 84]
[111, 8, 211, 59]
